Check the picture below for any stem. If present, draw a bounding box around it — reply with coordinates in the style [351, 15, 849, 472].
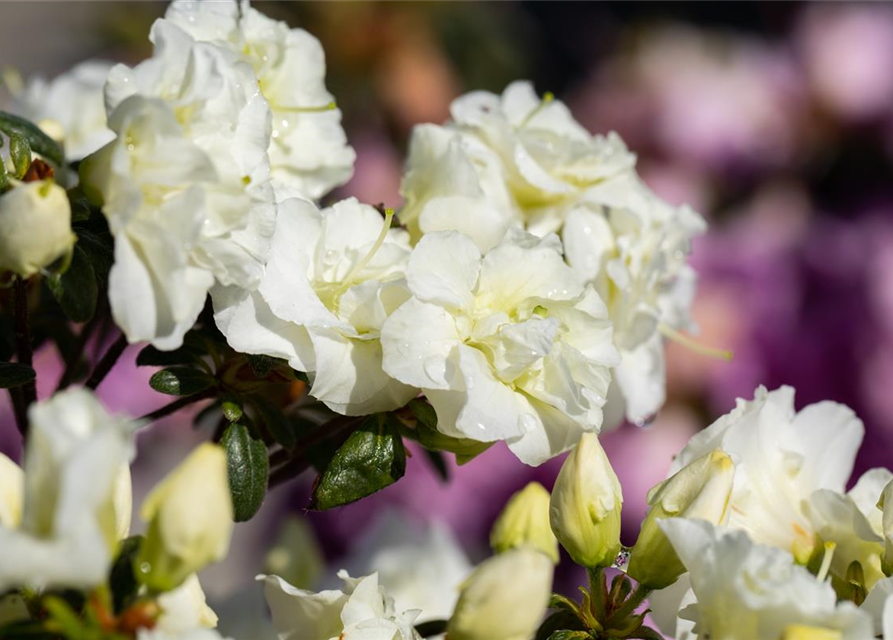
[137, 389, 216, 424]
[587, 566, 607, 623]
[56, 314, 100, 391]
[12, 277, 34, 437]
[85, 332, 129, 390]
[606, 584, 651, 627]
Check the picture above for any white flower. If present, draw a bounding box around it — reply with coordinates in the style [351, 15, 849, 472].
[156, 574, 220, 633]
[337, 511, 472, 623]
[164, 0, 355, 199]
[138, 630, 232, 640]
[0, 180, 76, 277]
[447, 546, 553, 640]
[0, 388, 134, 591]
[804, 468, 891, 591]
[668, 385, 864, 562]
[82, 17, 275, 349]
[661, 519, 873, 640]
[380, 229, 618, 465]
[0, 452, 23, 529]
[10, 60, 115, 161]
[563, 182, 706, 426]
[213, 197, 417, 415]
[260, 571, 422, 640]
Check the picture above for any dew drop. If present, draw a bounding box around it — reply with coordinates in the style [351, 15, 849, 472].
[139, 562, 151, 574]
[423, 356, 446, 383]
[633, 414, 656, 428]
[612, 546, 631, 570]
[518, 413, 537, 433]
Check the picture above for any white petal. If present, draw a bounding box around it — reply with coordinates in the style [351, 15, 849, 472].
[405, 231, 481, 310]
[259, 574, 347, 640]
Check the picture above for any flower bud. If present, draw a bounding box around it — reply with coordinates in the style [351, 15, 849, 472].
[0, 180, 75, 277]
[780, 625, 841, 640]
[447, 546, 553, 640]
[549, 433, 623, 569]
[627, 449, 734, 589]
[0, 453, 23, 529]
[879, 478, 893, 576]
[137, 444, 234, 592]
[491, 482, 559, 563]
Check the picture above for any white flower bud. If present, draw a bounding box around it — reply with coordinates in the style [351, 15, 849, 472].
[0, 180, 75, 277]
[549, 433, 623, 569]
[627, 449, 734, 589]
[447, 546, 553, 640]
[491, 482, 559, 563]
[0, 452, 23, 529]
[138, 444, 234, 592]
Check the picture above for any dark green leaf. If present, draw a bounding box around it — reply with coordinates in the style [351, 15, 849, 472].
[414, 620, 448, 638]
[109, 536, 143, 614]
[310, 415, 406, 510]
[548, 594, 582, 616]
[222, 423, 269, 522]
[0, 111, 64, 166]
[535, 611, 588, 640]
[73, 227, 113, 288]
[400, 407, 492, 465]
[409, 398, 437, 429]
[547, 632, 591, 640]
[149, 367, 216, 396]
[630, 626, 665, 640]
[136, 331, 209, 368]
[46, 245, 97, 323]
[0, 361, 36, 388]
[252, 395, 296, 450]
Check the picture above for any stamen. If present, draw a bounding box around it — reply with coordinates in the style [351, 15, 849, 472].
[277, 101, 337, 114]
[343, 208, 395, 285]
[817, 541, 836, 582]
[659, 323, 733, 361]
[518, 91, 554, 128]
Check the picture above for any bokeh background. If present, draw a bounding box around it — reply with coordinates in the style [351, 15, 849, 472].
[3, 1, 893, 636]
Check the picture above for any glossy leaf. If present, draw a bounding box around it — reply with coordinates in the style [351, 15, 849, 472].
[221, 423, 269, 522]
[149, 367, 216, 396]
[46, 245, 97, 323]
[0, 111, 64, 166]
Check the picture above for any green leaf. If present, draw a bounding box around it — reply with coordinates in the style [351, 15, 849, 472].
[0, 361, 36, 388]
[548, 594, 583, 616]
[109, 536, 143, 614]
[136, 332, 207, 368]
[310, 415, 406, 510]
[149, 367, 216, 396]
[222, 423, 269, 522]
[400, 405, 492, 465]
[535, 611, 588, 640]
[247, 354, 277, 378]
[46, 245, 97, 323]
[409, 398, 438, 429]
[252, 395, 296, 450]
[0, 111, 64, 166]
[73, 227, 114, 288]
[10, 133, 31, 178]
[547, 632, 591, 640]
[222, 397, 243, 423]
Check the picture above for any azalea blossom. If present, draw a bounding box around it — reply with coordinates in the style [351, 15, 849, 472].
[82, 13, 276, 349]
[399, 81, 706, 427]
[661, 519, 873, 640]
[164, 0, 355, 199]
[380, 229, 618, 465]
[260, 571, 422, 640]
[0, 389, 134, 591]
[156, 574, 221, 633]
[214, 197, 417, 415]
[668, 385, 864, 563]
[0, 453, 22, 529]
[8, 59, 115, 161]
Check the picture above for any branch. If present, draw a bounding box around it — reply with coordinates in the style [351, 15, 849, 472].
[85, 332, 129, 390]
[56, 314, 100, 391]
[137, 389, 216, 424]
[12, 277, 34, 437]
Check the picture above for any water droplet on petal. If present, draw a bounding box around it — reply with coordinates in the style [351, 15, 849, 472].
[518, 412, 538, 433]
[139, 562, 151, 574]
[423, 356, 446, 383]
[633, 414, 656, 428]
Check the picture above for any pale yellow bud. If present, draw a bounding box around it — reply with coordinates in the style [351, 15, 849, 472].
[549, 433, 622, 569]
[627, 449, 734, 589]
[447, 546, 553, 640]
[0, 180, 75, 276]
[780, 624, 841, 640]
[491, 482, 558, 563]
[137, 444, 234, 592]
[0, 453, 23, 529]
